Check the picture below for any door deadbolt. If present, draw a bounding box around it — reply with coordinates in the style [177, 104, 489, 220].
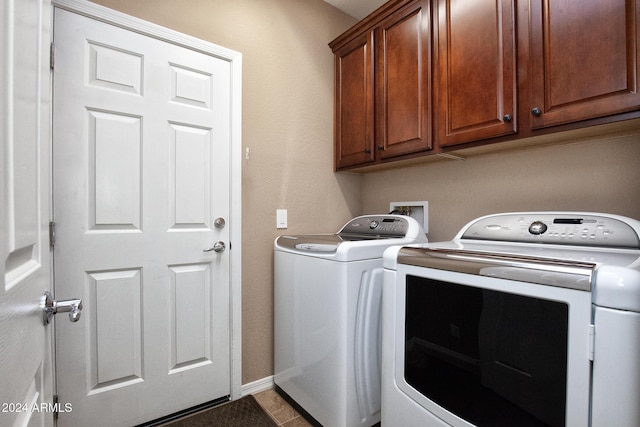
[43, 291, 83, 325]
[214, 217, 226, 229]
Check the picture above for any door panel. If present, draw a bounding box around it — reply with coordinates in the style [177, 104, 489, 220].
[89, 269, 143, 390]
[0, 1, 53, 427]
[53, 8, 232, 426]
[529, 0, 640, 128]
[435, 0, 517, 146]
[90, 110, 142, 230]
[377, 0, 432, 158]
[334, 31, 376, 169]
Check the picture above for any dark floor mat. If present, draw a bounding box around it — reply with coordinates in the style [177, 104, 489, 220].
[163, 395, 277, 427]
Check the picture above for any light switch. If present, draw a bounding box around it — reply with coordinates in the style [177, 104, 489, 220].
[277, 209, 288, 229]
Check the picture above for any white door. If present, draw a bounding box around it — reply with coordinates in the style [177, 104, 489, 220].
[53, 7, 236, 426]
[0, 0, 54, 427]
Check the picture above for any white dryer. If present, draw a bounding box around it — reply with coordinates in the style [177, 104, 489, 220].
[274, 214, 427, 427]
[382, 212, 640, 427]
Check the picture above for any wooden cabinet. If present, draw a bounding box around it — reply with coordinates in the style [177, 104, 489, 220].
[330, 0, 640, 171]
[527, 0, 640, 129]
[330, 0, 430, 170]
[376, 0, 432, 158]
[333, 31, 375, 169]
[434, 0, 516, 146]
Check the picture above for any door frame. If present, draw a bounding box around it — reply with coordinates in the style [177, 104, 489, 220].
[51, 0, 243, 401]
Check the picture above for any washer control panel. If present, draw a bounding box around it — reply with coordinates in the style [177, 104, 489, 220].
[339, 215, 410, 238]
[461, 213, 640, 248]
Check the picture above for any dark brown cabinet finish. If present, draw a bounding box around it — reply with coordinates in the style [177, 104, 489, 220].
[330, 0, 640, 172]
[330, 0, 430, 170]
[528, 0, 640, 128]
[333, 31, 375, 169]
[434, 0, 516, 146]
[376, 0, 432, 158]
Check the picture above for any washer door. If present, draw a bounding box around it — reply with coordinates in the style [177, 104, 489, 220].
[276, 234, 343, 253]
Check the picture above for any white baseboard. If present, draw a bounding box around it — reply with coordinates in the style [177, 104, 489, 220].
[241, 375, 275, 396]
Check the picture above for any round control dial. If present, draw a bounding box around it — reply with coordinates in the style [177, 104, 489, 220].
[528, 221, 548, 235]
[369, 220, 379, 229]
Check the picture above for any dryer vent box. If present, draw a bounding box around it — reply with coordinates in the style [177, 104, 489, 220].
[389, 201, 428, 234]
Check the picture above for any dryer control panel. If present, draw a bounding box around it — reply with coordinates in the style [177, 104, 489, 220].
[460, 212, 640, 249]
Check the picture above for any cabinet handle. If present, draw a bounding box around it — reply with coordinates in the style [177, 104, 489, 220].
[531, 107, 542, 117]
[377, 145, 384, 151]
[503, 114, 512, 123]
[364, 148, 371, 154]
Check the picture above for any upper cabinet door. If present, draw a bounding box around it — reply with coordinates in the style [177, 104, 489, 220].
[434, 0, 517, 147]
[376, 0, 432, 159]
[529, 0, 640, 128]
[334, 31, 376, 169]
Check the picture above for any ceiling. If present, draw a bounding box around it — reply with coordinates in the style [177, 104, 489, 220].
[323, 0, 388, 20]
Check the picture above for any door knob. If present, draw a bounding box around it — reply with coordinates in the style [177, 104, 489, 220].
[203, 241, 226, 253]
[42, 291, 83, 325]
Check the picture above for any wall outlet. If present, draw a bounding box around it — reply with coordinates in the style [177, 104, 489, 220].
[389, 201, 429, 233]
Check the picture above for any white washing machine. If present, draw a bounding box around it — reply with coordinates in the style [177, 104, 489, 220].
[274, 214, 427, 427]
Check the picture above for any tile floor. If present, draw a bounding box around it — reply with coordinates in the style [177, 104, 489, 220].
[253, 389, 313, 427]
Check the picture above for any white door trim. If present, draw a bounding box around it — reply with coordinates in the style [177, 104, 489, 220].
[51, 0, 243, 401]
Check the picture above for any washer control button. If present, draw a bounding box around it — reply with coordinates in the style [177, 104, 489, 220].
[529, 221, 548, 235]
[369, 220, 379, 229]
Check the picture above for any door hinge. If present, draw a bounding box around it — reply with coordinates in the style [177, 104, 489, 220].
[50, 43, 56, 70]
[588, 324, 595, 361]
[49, 221, 56, 248]
[53, 394, 59, 420]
